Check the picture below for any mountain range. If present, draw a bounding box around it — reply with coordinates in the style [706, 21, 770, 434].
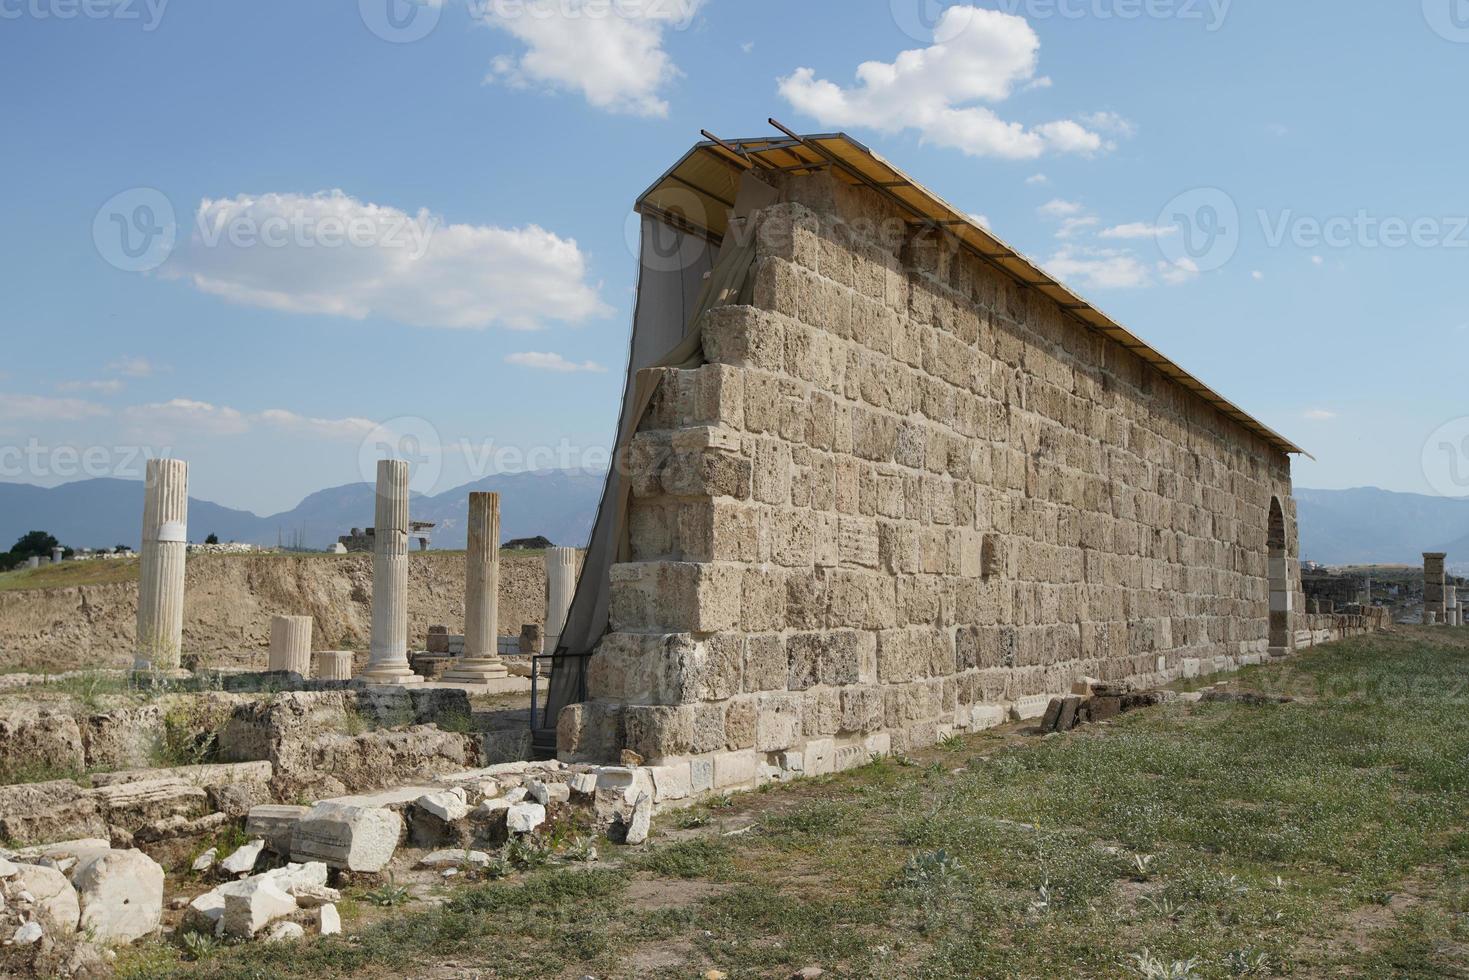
[3, 478, 1468, 568]
[0, 470, 606, 552]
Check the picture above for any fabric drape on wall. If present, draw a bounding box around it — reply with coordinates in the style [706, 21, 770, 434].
[538, 173, 779, 742]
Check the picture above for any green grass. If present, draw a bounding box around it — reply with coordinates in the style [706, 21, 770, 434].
[117, 627, 1469, 978]
[0, 556, 140, 591]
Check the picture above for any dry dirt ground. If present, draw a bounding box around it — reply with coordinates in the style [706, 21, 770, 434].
[0, 551, 553, 673]
[107, 625, 1469, 979]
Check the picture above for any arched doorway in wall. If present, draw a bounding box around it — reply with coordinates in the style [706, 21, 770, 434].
[1267, 496, 1292, 654]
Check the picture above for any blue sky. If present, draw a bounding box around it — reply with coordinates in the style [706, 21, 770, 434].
[2, 0, 1467, 514]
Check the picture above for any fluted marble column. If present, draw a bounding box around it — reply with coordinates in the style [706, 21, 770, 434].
[443, 492, 508, 683]
[317, 650, 353, 681]
[543, 546, 578, 655]
[268, 615, 313, 675]
[134, 458, 188, 671]
[360, 460, 422, 685]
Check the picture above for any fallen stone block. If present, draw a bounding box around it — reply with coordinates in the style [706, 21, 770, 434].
[505, 803, 545, 834]
[290, 803, 401, 873]
[91, 777, 210, 828]
[132, 810, 232, 845]
[527, 780, 571, 806]
[191, 848, 217, 872]
[318, 903, 341, 936]
[245, 804, 310, 855]
[71, 848, 165, 945]
[5, 863, 80, 935]
[418, 849, 492, 869]
[0, 781, 107, 846]
[265, 920, 305, 943]
[288, 882, 341, 908]
[221, 876, 297, 939]
[622, 792, 652, 846]
[415, 788, 470, 823]
[219, 839, 267, 876]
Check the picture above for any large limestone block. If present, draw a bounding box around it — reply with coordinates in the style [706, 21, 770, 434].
[91, 777, 210, 828]
[0, 780, 107, 845]
[290, 803, 401, 873]
[245, 804, 310, 855]
[221, 876, 296, 939]
[0, 706, 85, 780]
[6, 864, 80, 935]
[80, 705, 164, 771]
[71, 848, 164, 945]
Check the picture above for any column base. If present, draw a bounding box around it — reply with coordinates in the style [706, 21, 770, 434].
[358, 664, 425, 686]
[441, 658, 509, 684]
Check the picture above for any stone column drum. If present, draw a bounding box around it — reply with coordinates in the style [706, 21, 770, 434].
[544, 546, 578, 655]
[268, 615, 313, 675]
[135, 458, 188, 671]
[360, 460, 422, 685]
[1447, 585, 1459, 627]
[317, 650, 353, 681]
[1424, 553, 1447, 625]
[444, 492, 508, 683]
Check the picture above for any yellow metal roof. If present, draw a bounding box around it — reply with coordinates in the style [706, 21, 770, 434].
[635, 124, 1306, 457]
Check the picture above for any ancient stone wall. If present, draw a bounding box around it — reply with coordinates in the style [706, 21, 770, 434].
[560, 172, 1303, 788]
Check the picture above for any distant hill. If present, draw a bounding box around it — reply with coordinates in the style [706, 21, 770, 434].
[7, 477, 1466, 569]
[0, 470, 605, 552]
[1296, 487, 1469, 567]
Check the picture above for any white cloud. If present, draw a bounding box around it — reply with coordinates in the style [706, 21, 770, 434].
[741, 41, 754, 54]
[107, 355, 161, 378]
[1100, 222, 1178, 240]
[1251, 270, 1265, 281]
[505, 351, 607, 373]
[1056, 216, 1099, 239]
[1079, 110, 1137, 139]
[126, 398, 249, 436]
[1038, 198, 1084, 219]
[1311, 255, 1325, 266]
[166, 191, 608, 330]
[257, 409, 378, 441]
[1044, 247, 1197, 290]
[1303, 408, 1337, 421]
[777, 6, 1109, 160]
[0, 393, 108, 422]
[967, 213, 990, 229]
[1025, 173, 1048, 185]
[56, 379, 125, 394]
[125, 399, 381, 440]
[1157, 257, 1200, 285]
[479, 0, 703, 117]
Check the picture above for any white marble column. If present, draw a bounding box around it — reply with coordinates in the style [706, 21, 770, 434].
[268, 615, 313, 675]
[544, 546, 578, 655]
[360, 460, 422, 685]
[134, 458, 188, 671]
[316, 650, 353, 681]
[443, 492, 507, 683]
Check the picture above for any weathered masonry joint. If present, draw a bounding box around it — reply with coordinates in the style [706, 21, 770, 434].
[553, 131, 1322, 789]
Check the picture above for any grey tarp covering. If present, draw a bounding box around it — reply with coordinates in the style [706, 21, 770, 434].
[538, 173, 779, 743]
